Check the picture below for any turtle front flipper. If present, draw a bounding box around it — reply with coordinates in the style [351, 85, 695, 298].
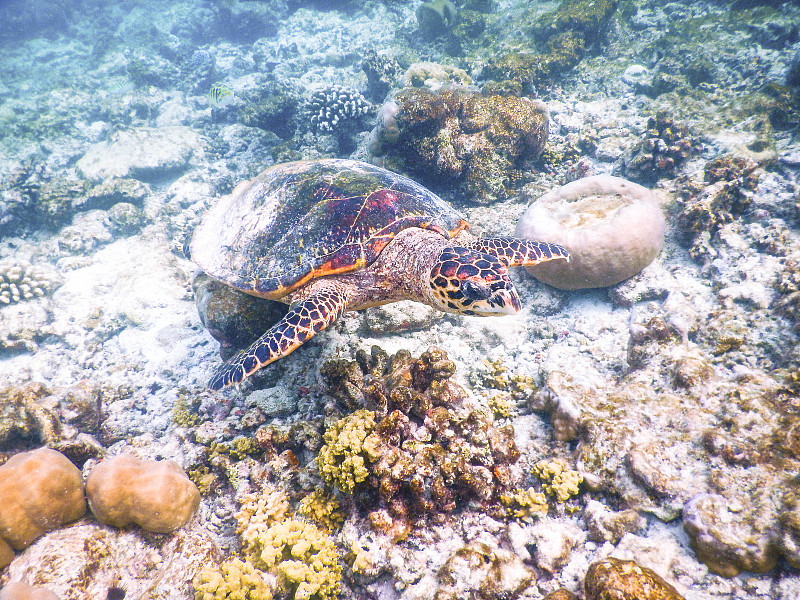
[469, 238, 569, 267]
[208, 280, 352, 390]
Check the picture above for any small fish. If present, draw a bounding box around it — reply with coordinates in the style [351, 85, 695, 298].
[208, 85, 234, 108]
[107, 80, 134, 96]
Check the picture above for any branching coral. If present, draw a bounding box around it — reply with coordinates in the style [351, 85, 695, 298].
[305, 85, 372, 134]
[251, 518, 341, 600]
[198, 488, 341, 600]
[316, 409, 382, 494]
[320, 347, 521, 533]
[194, 557, 275, 600]
[0, 258, 62, 305]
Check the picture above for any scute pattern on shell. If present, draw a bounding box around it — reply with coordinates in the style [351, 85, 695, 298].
[191, 159, 467, 298]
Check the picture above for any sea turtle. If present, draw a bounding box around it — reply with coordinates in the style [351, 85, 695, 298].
[191, 159, 568, 390]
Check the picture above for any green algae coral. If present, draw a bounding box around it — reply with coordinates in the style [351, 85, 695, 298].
[251, 518, 341, 600]
[194, 557, 274, 600]
[317, 409, 382, 494]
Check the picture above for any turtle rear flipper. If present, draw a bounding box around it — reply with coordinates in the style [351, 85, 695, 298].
[208, 280, 352, 390]
[470, 238, 569, 267]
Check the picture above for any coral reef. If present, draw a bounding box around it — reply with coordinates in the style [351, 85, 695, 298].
[305, 85, 372, 134]
[0, 383, 60, 449]
[619, 111, 696, 184]
[86, 454, 200, 533]
[482, 0, 617, 93]
[584, 557, 684, 600]
[360, 49, 401, 102]
[196, 487, 340, 600]
[370, 88, 548, 204]
[435, 540, 535, 600]
[3, 521, 216, 598]
[516, 174, 665, 289]
[675, 155, 761, 260]
[320, 347, 521, 534]
[401, 61, 471, 90]
[0, 448, 86, 566]
[682, 492, 778, 577]
[0, 258, 62, 306]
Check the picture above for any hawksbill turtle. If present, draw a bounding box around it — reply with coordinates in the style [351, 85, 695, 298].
[191, 159, 568, 390]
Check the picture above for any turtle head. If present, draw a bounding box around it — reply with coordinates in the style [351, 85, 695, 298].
[428, 247, 521, 316]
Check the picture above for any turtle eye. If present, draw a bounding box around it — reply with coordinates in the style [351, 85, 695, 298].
[461, 279, 491, 301]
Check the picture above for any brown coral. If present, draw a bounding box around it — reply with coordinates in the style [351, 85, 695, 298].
[0, 448, 86, 564]
[320, 347, 521, 532]
[86, 454, 200, 533]
[371, 88, 548, 204]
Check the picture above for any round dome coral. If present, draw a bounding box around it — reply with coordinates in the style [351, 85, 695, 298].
[515, 175, 665, 290]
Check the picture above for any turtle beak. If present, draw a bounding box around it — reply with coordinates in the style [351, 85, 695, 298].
[487, 287, 521, 315]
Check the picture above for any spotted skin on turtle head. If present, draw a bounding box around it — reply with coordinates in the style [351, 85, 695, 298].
[428, 239, 569, 316]
[208, 280, 351, 390]
[428, 247, 518, 316]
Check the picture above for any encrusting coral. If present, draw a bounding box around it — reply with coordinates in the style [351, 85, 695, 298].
[0, 448, 86, 567]
[319, 346, 521, 535]
[86, 453, 200, 533]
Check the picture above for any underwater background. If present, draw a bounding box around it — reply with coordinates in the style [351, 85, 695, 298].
[1, 0, 800, 598]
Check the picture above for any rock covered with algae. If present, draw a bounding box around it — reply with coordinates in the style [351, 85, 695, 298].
[369, 88, 548, 204]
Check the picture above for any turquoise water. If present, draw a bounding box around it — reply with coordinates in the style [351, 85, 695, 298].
[1, 0, 800, 598]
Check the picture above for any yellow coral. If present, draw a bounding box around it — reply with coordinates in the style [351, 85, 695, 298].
[297, 490, 344, 532]
[193, 557, 274, 600]
[251, 518, 341, 600]
[237, 487, 291, 554]
[501, 487, 549, 521]
[317, 410, 382, 493]
[488, 394, 514, 418]
[532, 459, 583, 503]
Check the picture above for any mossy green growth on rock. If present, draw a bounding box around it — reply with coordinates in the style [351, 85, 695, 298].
[531, 0, 618, 44]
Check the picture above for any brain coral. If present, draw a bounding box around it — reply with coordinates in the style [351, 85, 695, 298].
[515, 174, 665, 289]
[0, 448, 86, 565]
[86, 453, 200, 533]
[370, 88, 548, 204]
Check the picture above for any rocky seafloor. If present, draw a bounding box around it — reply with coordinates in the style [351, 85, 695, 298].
[1, 0, 800, 598]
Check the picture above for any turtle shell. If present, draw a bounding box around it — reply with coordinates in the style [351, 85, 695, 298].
[191, 159, 469, 299]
